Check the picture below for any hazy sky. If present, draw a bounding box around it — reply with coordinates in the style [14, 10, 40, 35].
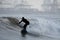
[0, 0, 60, 11]
[0, 0, 44, 11]
[27, 0, 44, 11]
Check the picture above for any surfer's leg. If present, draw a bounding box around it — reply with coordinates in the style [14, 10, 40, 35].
[23, 24, 27, 30]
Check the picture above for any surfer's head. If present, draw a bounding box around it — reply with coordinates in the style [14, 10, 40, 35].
[22, 17, 24, 19]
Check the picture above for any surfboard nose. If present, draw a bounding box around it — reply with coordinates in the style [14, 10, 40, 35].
[21, 29, 27, 37]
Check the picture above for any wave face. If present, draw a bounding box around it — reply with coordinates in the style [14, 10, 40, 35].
[0, 17, 60, 40]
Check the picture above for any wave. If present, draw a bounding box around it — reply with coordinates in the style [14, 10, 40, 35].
[0, 17, 60, 40]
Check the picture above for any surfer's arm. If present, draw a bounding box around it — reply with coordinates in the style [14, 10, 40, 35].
[19, 20, 22, 24]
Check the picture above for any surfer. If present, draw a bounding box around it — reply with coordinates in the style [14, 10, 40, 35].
[19, 17, 30, 37]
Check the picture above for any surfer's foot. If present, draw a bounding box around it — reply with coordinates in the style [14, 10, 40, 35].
[21, 29, 27, 37]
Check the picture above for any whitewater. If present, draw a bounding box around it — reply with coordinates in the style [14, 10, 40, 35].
[0, 16, 60, 40]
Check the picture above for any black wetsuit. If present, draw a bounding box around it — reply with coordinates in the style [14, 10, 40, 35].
[19, 18, 30, 30]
